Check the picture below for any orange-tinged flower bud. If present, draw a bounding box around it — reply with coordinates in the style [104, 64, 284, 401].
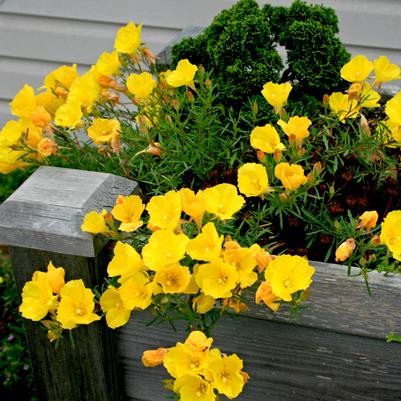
[142, 47, 157, 64]
[37, 138, 57, 157]
[142, 348, 169, 367]
[255, 249, 273, 273]
[335, 238, 356, 262]
[371, 235, 381, 246]
[205, 79, 212, 88]
[256, 150, 266, 164]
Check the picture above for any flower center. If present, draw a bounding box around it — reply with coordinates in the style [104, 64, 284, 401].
[75, 307, 85, 316]
[284, 279, 291, 288]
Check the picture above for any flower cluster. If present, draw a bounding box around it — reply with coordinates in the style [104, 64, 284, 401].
[142, 331, 248, 401]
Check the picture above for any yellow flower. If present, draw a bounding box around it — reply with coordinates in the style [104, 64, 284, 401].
[265, 255, 315, 302]
[166, 59, 198, 88]
[0, 120, 24, 147]
[44, 64, 78, 91]
[56, 279, 101, 329]
[192, 294, 215, 314]
[359, 82, 381, 108]
[0, 147, 27, 174]
[114, 22, 142, 54]
[142, 230, 189, 270]
[195, 258, 239, 299]
[381, 119, 401, 143]
[373, 56, 401, 85]
[107, 241, 145, 279]
[340, 55, 373, 82]
[10, 84, 37, 120]
[186, 222, 223, 261]
[87, 118, 120, 144]
[126, 72, 156, 100]
[207, 350, 245, 399]
[274, 162, 307, 191]
[32, 261, 65, 294]
[19, 278, 58, 321]
[96, 51, 121, 76]
[237, 163, 269, 197]
[261, 81, 292, 113]
[68, 70, 100, 112]
[385, 93, 401, 125]
[185, 331, 213, 353]
[335, 238, 356, 262]
[250, 124, 285, 154]
[146, 190, 182, 231]
[99, 286, 131, 329]
[357, 211, 379, 231]
[154, 263, 191, 293]
[277, 116, 312, 144]
[111, 194, 144, 232]
[329, 92, 359, 122]
[174, 374, 215, 401]
[255, 281, 280, 312]
[37, 138, 57, 157]
[118, 272, 153, 310]
[54, 100, 82, 128]
[380, 210, 401, 261]
[164, 343, 208, 378]
[204, 184, 245, 220]
[81, 209, 111, 234]
[142, 347, 169, 368]
[36, 91, 64, 116]
[223, 246, 258, 289]
[179, 188, 206, 227]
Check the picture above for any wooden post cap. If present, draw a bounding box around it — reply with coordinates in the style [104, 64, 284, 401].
[0, 166, 138, 257]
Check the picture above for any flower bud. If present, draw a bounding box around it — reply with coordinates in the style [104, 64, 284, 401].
[335, 238, 356, 262]
[142, 348, 169, 367]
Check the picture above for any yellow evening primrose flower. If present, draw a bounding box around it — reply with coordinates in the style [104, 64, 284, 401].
[0, 147, 27, 174]
[142, 229, 189, 271]
[223, 246, 258, 289]
[81, 209, 111, 235]
[111, 194, 144, 232]
[329, 92, 359, 122]
[255, 281, 281, 312]
[28, 106, 52, 129]
[265, 255, 315, 302]
[381, 119, 401, 143]
[261, 81, 292, 113]
[357, 211, 379, 231]
[99, 286, 131, 329]
[274, 162, 307, 191]
[36, 90, 64, 117]
[174, 374, 215, 401]
[340, 55, 373, 82]
[68, 70, 100, 112]
[126, 72, 157, 100]
[179, 188, 206, 227]
[114, 22, 142, 54]
[385, 93, 401, 125]
[0, 120, 24, 147]
[118, 272, 153, 310]
[373, 56, 401, 86]
[207, 350, 245, 399]
[154, 263, 191, 293]
[10, 84, 37, 120]
[142, 347, 169, 368]
[146, 190, 182, 231]
[96, 51, 121, 76]
[186, 222, 223, 262]
[56, 279, 101, 330]
[19, 278, 58, 321]
[359, 82, 381, 108]
[193, 294, 215, 314]
[195, 258, 239, 299]
[44, 64, 78, 91]
[237, 163, 269, 197]
[54, 100, 83, 128]
[166, 59, 198, 88]
[250, 123, 285, 153]
[164, 342, 208, 379]
[203, 183, 245, 220]
[185, 331, 213, 353]
[277, 116, 312, 144]
[107, 241, 145, 279]
[32, 261, 65, 294]
[87, 118, 120, 144]
[380, 210, 401, 261]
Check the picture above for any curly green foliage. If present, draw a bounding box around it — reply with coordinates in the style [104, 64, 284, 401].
[172, 0, 283, 108]
[268, 0, 350, 97]
[171, 34, 210, 70]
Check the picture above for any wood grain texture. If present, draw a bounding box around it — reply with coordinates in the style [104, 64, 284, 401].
[118, 311, 401, 401]
[243, 261, 401, 340]
[0, 166, 138, 256]
[10, 245, 124, 401]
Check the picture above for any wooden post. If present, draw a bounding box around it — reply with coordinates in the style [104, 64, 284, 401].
[0, 166, 138, 401]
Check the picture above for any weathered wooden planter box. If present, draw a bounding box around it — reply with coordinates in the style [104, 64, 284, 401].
[1, 167, 400, 401]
